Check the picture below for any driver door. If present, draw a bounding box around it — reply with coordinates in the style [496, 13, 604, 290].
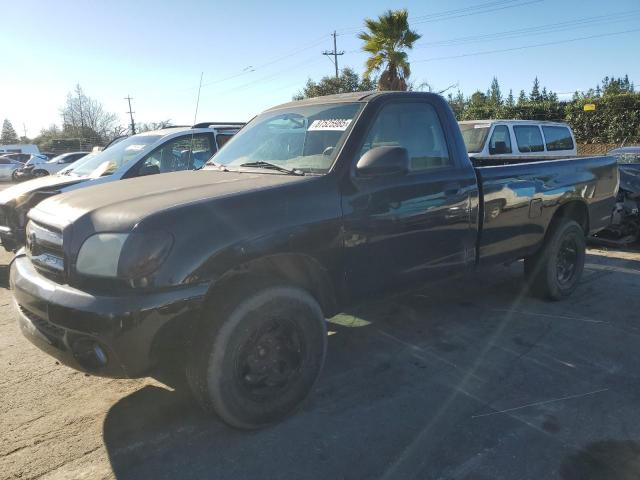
[341, 100, 477, 298]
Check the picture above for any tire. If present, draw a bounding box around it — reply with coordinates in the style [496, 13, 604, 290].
[11, 170, 19, 181]
[33, 170, 49, 177]
[524, 219, 586, 300]
[186, 277, 327, 429]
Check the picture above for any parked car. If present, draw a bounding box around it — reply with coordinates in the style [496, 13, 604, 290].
[1, 152, 32, 163]
[459, 120, 577, 165]
[10, 92, 617, 429]
[20, 152, 89, 178]
[592, 146, 640, 245]
[12, 154, 51, 181]
[0, 156, 24, 181]
[0, 122, 243, 250]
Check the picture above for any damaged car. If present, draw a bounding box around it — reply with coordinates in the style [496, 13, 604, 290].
[592, 146, 640, 246]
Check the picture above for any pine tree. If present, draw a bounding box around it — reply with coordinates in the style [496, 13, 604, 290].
[506, 89, 515, 107]
[530, 77, 541, 102]
[541, 87, 548, 101]
[489, 77, 502, 106]
[1, 119, 19, 144]
[517, 90, 528, 105]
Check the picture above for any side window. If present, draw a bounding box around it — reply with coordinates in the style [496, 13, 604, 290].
[138, 133, 214, 175]
[215, 133, 234, 150]
[360, 102, 451, 171]
[542, 126, 574, 151]
[64, 154, 80, 163]
[514, 126, 544, 153]
[488, 125, 512, 155]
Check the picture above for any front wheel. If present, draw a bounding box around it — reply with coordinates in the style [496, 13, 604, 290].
[187, 279, 327, 429]
[524, 219, 586, 300]
[33, 170, 49, 177]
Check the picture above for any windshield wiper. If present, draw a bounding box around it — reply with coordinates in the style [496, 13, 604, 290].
[239, 161, 304, 176]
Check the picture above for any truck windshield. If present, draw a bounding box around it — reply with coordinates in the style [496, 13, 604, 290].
[459, 123, 491, 153]
[69, 135, 162, 177]
[209, 102, 362, 174]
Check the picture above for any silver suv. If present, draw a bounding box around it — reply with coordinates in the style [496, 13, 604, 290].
[0, 122, 244, 251]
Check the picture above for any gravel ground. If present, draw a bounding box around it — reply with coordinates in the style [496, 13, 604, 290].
[1, 199, 640, 479]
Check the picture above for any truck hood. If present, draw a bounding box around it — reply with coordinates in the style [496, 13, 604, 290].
[30, 170, 309, 232]
[0, 174, 87, 206]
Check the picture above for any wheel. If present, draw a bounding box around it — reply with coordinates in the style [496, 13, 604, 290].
[186, 277, 327, 429]
[11, 170, 19, 181]
[33, 170, 49, 177]
[524, 219, 586, 300]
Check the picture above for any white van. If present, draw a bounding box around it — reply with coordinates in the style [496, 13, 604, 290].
[459, 120, 577, 165]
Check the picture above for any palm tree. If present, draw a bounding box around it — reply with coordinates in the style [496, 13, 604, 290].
[358, 9, 421, 91]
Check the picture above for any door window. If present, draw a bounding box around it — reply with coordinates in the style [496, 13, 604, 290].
[360, 102, 451, 171]
[542, 126, 574, 151]
[137, 133, 214, 175]
[514, 126, 544, 152]
[488, 125, 512, 154]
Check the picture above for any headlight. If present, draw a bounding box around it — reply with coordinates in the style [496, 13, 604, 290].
[76, 233, 128, 277]
[76, 231, 173, 279]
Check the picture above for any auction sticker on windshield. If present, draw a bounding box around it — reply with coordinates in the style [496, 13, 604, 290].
[308, 119, 352, 131]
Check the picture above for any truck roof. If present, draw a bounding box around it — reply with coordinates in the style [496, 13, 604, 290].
[266, 91, 445, 111]
[458, 119, 570, 127]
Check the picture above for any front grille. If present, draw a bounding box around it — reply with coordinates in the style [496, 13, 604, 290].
[26, 221, 65, 282]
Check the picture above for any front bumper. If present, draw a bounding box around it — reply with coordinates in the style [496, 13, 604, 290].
[10, 255, 208, 378]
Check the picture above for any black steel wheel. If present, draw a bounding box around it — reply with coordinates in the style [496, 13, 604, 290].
[187, 277, 326, 429]
[525, 219, 586, 300]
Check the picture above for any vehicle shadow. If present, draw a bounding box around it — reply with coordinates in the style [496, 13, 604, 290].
[0, 263, 10, 289]
[101, 264, 529, 479]
[560, 440, 640, 479]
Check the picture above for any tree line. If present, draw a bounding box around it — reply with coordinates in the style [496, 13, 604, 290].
[294, 9, 639, 145]
[2, 85, 172, 152]
[447, 75, 639, 144]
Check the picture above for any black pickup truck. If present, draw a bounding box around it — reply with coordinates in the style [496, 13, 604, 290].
[11, 92, 617, 429]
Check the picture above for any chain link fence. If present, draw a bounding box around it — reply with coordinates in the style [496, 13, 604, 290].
[577, 143, 618, 156]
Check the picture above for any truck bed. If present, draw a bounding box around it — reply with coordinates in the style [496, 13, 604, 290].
[475, 155, 618, 264]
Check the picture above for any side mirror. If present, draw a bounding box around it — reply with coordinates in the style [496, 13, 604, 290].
[356, 146, 410, 177]
[490, 141, 508, 155]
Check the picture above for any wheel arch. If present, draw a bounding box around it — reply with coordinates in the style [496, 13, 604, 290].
[551, 199, 589, 235]
[204, 253, 339, 318]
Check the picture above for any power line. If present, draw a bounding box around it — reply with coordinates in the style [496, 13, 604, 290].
[322, 31, 344, 78]
[412, 27, 640, 63]
[411, 9, 640, 49]
[124, 95, 136, 135]
[336, 0, 541, 34]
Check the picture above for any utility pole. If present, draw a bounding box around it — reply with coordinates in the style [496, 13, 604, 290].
[322, 31, 344, 79]
[125, 95, 136, 135]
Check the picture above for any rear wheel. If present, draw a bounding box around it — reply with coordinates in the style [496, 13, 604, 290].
[524, 219, 586, 300]
[186, 278, 327, 429]
[33, 169, 49, 177]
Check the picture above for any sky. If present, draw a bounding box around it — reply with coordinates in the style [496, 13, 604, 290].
[1, 0, 639, 138]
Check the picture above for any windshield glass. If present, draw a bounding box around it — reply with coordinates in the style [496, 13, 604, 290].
[459, 123, 491, 153]
[209, 102, 362, 173]
[70, 135, 162, 177]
